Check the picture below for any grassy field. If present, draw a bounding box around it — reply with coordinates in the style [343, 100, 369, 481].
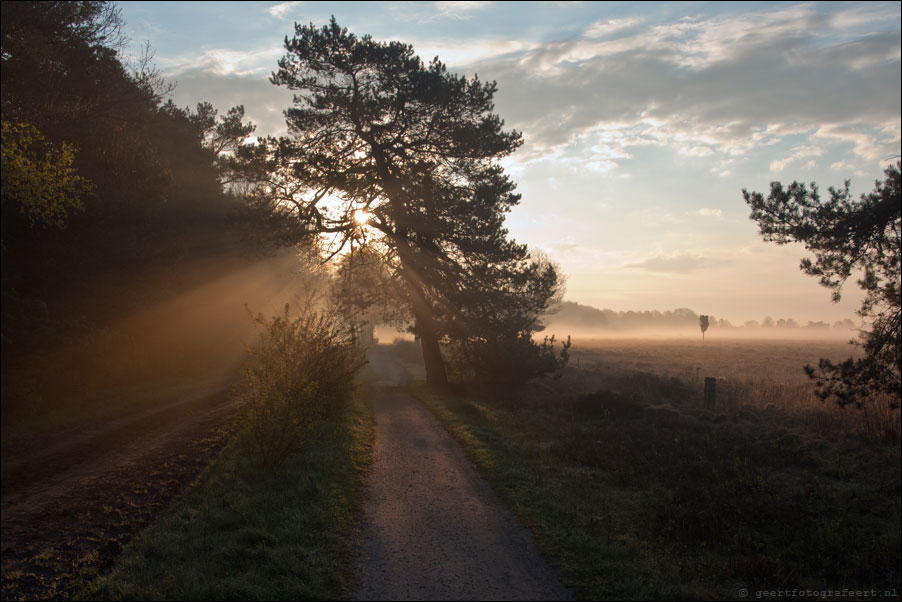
[393, 338, 902, 600]
[565, 337, 898, 440]
[79, 370, 374, 601]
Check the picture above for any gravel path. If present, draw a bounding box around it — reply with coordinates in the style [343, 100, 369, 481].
[351, 347, 572, 601]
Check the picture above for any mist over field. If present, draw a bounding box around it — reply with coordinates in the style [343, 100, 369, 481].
[539, 301, 859, 341]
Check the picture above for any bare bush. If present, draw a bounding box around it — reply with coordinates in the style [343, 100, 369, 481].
[236, 300, 366, 470]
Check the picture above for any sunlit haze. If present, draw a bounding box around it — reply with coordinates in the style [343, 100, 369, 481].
[119, 0, 901, 324]
[354, 209, 372, 226]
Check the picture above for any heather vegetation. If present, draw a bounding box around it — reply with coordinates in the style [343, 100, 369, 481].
[393, 338, 900, 599]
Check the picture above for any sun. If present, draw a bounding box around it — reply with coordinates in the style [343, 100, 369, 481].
[354, 209, 371, 225]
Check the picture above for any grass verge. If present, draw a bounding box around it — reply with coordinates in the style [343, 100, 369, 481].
[79, 369, 374, 601]
[399, 353, 901, 600]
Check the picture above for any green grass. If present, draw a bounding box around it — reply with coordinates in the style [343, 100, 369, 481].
[408, 380, 674, 600]
[398, 349, 902, 600]
[80, 370, 374, 601]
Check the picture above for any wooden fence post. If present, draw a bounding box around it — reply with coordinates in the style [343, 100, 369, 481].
[704, 377, 717, 409]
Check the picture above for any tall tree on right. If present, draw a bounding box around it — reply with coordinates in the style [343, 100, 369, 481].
[743, 161, 901, 408]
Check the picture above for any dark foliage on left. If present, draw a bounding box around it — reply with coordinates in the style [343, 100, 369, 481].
[0, 2, 280, 419]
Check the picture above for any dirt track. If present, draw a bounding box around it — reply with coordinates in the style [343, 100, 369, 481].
[351, 348, 572, 601]
[1, 384, 241, 600]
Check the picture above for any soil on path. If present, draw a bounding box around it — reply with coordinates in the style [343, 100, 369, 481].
[1, 383, 241, 600]
[352, 347, 572, 601]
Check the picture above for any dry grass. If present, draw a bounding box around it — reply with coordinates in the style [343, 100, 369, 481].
[399, 337, 902, 599]
[565, 337, 899, 441]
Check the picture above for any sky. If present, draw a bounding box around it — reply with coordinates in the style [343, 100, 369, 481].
[118, 1, 901, 324]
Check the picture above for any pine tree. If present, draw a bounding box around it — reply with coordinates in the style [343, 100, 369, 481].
[264, 18, 565, 387]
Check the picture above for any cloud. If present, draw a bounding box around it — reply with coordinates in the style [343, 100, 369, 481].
[813, 122, 900, 162]
[769, 143, 827, 173]
[149, 3, 900, 170]
[163, 71, 296, 137]
[433, 1, 492, 19]
[830, 160, 855, 172]
[402, 37, 539, 67]
[386, 1, 491, 23]
[768, 158, 789, 173]
[542, 237, 633, 271]
[678, 145, 715, 157]
[160, 45, 283, 77]
[698, 208, 723, 217]
[268, 1, 303, 19]
[466, 4, 900, 168]
[830, 3, 901, 29]
[628, 253, 724, 273]
[583, 17, 644, 39]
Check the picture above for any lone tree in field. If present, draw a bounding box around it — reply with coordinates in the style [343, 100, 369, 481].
[258, 18, 564, 388]
[699, 315, 709, 341]
[743, 161, 901, 408]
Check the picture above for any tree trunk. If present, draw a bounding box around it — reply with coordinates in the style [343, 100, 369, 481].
[394, 238, 450, 389]
[405, 278, 448, 389]
[414, 310, 449, 390]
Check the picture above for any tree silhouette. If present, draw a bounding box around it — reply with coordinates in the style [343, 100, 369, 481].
[743, 161, 901, 408]
[0, 0, 272, 372]
[260, 18, 564, 388]
[699, 314, 709, 340]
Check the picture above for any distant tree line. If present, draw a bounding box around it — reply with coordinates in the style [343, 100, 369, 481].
[742, 317, 856, 330]
[547, 303, 726, 331]
[547, 301, 857, 332]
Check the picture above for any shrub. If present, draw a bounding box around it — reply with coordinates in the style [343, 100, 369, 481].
[236, 300, 365, 470]
[448, 333, 571, 395]
[571, 389, 644, 419]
